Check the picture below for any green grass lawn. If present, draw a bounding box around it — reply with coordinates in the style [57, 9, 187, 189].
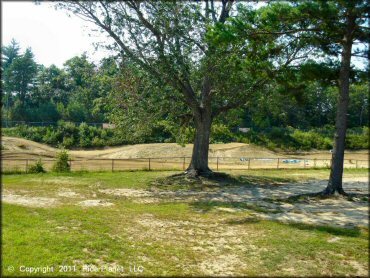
[2, 169, 369, 276]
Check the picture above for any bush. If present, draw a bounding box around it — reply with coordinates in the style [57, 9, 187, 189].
[289, 130, 333, 150]
[92, 137, 105, 147]
[28, 158, 46, 173]
[62, 136, 75, 148]
[346, 127, 369, 149]
[210, 124, 236, 143]
[52, 149, 71, 172]
[2, 122, 368, 151]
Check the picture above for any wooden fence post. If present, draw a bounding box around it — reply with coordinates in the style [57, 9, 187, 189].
[277, 158, 280, 169]
[216, 157, 219, 171]
[148, 158, 151, 171]
[26, 159, 28, 173]
[248, 158, 251, 170]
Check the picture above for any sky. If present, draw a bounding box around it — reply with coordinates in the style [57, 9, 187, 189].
[2, 1, 367, 70]
[2, 1, 111, 67]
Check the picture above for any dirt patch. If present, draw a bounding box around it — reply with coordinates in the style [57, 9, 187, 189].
[199, 254, 246, 276]
[343, 176, 368, 183]
[78, 200, 114, 207]
[57, 189, 82, 198]
[151, 178, 369, 228]
[29, 177, 88, 186]
[3, 192, 57, 207]
[345, 260, 368, 276]
[327, 237, 341, 243]
[93, 176, 369, 228]
[131, 197, 162, 204]
[99, 188, 152, 197]
[132, 214, 255, 276]
[98, 188, 162, 204]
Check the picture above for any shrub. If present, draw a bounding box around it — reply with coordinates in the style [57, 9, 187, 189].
[28, 158, 46, 173]
[52, 149, 71, 172]
[92, 137, 105, 147]
[42, 128, 60, 145]
[211, 124, 235, 143]
[3, 122, 368, 151]
[290, 130, 333, 150]
[78, 122, 92, 147]
[62, 136, 75, 148]
[266, 141, 278, 150]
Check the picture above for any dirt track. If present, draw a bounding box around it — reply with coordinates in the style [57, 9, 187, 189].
[2, 136, 368, 160]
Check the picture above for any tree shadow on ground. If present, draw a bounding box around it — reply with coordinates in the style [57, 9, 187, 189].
[151, 172, 241, 188]
[236, 175, 295, 187]
[224, 217, 261, 225]
[284, 222, 363, 237]
[150, 171, 294, 191]
[280, 192, 369, 204]
[224, 217, 363, 237]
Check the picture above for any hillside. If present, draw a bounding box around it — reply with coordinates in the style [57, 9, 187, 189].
[1, 136, 368, 161]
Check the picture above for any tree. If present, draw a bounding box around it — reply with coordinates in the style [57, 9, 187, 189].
[64, 54, 102, 122]
[2, 39, 21, 123]
[5, 47, 38, 105]
[1, 39, 20, 72]
[35, 64, 69, 105]
[56, 1, 311, 176]
[348, 83, 368, 127]
[314, 1, 369, 195]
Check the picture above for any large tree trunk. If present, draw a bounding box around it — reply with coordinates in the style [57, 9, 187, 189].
[323, 11, 356, 196]
[186, 108, 213, 176]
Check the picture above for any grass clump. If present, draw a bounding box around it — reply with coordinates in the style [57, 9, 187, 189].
[28, 158, 46, 173]
[52, 149, 70, 172]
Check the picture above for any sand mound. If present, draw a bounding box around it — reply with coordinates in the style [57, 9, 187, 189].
[2, 136, 368, 161]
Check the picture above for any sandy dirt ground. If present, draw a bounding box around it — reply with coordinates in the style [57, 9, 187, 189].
[3, 177, 368, 228]
[2, 136, 368, 160]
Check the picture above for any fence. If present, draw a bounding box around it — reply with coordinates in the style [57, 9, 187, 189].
[1, 121, 105, 128]
[1, 157, 368, 173]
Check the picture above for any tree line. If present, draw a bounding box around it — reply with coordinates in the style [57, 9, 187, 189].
[1, 40, 367, 131]
[2, 40, 116, 123]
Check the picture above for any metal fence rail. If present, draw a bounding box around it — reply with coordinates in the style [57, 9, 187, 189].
[1, 157, 368, 173]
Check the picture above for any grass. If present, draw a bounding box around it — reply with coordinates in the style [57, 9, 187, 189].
[2, 169, 369, 276]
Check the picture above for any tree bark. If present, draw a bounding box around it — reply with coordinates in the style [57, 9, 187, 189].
[323, 11, 356, 195]
[186, 108, 213, 176]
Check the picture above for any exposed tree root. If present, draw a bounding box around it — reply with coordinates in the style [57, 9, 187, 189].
[151, 171, 241, 188]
